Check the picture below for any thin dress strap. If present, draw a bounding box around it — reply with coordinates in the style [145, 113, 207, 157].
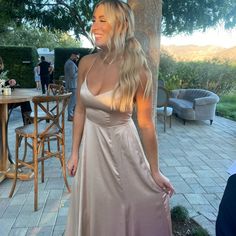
[85, 56, 97, 81]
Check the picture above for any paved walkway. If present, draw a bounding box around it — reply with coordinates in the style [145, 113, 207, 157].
[0, 107, 236, 236]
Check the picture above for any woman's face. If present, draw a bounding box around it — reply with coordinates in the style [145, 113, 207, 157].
[91, 4, 113, 48]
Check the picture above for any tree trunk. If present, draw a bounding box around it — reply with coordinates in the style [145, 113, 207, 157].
[128, 0, 162, 121]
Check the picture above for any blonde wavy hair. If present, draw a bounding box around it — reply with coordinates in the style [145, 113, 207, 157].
[93, 0, 152, 112]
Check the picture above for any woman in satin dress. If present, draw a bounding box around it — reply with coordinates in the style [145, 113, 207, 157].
[65, 1, 174, 235]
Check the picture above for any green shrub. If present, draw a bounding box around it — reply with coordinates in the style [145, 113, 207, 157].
[171, 205, 189, 222]
[217, 92, 236, 121]
[192, 226, 209, 236]
[159, 53, 236, 95]
[0, 46, 38, 88]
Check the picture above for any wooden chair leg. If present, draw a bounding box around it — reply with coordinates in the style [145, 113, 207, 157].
[33, 139, 38, 211]
[9, 134, 20, 198]
[41, 142, 45, 183]
[164, 114, 166, 132]
[22, 137, 28, 162]
[47, 139, 51, 152]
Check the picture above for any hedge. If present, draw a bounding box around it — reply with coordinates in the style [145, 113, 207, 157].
[0, 46, 38, 88]
[159, 53, 236, 95]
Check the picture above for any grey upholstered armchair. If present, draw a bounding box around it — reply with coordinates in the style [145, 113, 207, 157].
[168, 89, 220, 125]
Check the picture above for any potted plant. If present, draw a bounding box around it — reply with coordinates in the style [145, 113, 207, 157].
[0, 71, 12, 95]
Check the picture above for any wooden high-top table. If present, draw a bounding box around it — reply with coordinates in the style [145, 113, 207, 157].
[0, 88, 41, 182]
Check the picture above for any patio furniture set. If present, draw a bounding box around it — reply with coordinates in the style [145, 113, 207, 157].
[156, 80, 220, 131]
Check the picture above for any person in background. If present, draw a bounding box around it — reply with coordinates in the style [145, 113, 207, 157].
[38, 56, 51, 94]
[65, 1, 174, 235]
[49, 63, 54, 84]
[0, 56, 32, 124]
[34, 65, 41, 90]
[64, 52, 79, 121]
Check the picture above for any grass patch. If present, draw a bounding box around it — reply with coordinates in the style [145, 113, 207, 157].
[217, 92, 236, 121]
[171, 206, 210, 236]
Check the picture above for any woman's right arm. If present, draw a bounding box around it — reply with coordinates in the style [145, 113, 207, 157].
[67, 55, 91, 176]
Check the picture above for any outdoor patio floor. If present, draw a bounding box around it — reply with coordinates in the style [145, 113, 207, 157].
[0, 107, 236, 236]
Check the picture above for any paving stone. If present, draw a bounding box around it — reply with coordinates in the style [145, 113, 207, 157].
[26, 226, 53, 236]
[58, 207, 69, 217]
[48, 190, 63, 200]
[184, 177, 198, 184]
[179, 172, 198, 178]
[194, 169, 219, 178]
[54, 224, 65, 231]
[2, 205, 22, 218]
[172, 181, 193, 194]
[185, 194, 209, 205]
[0, 198, 10, 217]
[170, 194, 192, 209]
[203, 193, 221, 211]
[38, 212, 57, 226]
[192, 204, 218, 217]
[52, 229, 64, 236]
[204, 186, 225, 194]
[0, 218, 15, 236]
[190, 183, 207, 193]
[193, 214, 215, 236]
[8, 227, 28, 236]
[175, 166, 193, 173]
[9, 194, 27, 206]
[55, 215, 67, 226]
[45, 178, 66, 190]
[43, 199, 61, 213]
[14, 211, 42, 227]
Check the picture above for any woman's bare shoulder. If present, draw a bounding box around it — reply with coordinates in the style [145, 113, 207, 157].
[78, 53, 98, 69]
[78, 53, 98, 81]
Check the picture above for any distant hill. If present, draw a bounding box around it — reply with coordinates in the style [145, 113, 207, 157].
[161, 45, 236, 62]
[213, 47, 236, 61]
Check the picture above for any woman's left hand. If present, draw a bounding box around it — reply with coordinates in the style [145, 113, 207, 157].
[151, 171, 175, 197]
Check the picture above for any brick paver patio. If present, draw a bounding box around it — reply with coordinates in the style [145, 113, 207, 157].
[0, 107, 235, 236]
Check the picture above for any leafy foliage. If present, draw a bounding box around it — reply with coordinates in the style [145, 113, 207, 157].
[171, 205, 210, 236]
[159, 53, 236, 95]
[0, 46, 38, 88]
[171, 205, 189, 222]
[0, 25, 81, 50]
[162, 0, 236, 35]
[216, 92, 236, 121]
[0, 0, 99, 42]
[0, 0, 235, 41]
[191, 227, 210, 236]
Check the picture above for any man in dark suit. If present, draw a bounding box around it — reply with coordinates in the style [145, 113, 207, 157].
[216, 174, 236, 236]
[38, 56, 51, 94]
[64, 52, 79, 121]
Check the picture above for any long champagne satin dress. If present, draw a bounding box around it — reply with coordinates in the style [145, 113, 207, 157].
[65, 71, 172, 236]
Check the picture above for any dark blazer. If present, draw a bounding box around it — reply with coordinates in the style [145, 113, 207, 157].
[216, 174, 236, 236]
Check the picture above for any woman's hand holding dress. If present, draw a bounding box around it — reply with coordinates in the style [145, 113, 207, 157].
[151, 171, 175, 197]
[67, 155, 78, 177]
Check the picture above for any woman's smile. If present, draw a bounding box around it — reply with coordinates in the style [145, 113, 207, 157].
[91, 5, 112, 47]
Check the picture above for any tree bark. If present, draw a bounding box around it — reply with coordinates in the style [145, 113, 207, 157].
[128, 0, 162, 121]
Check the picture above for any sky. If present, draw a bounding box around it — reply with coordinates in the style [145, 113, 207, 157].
[161, 24, 236, 48]
[82, 24, 236, 49]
